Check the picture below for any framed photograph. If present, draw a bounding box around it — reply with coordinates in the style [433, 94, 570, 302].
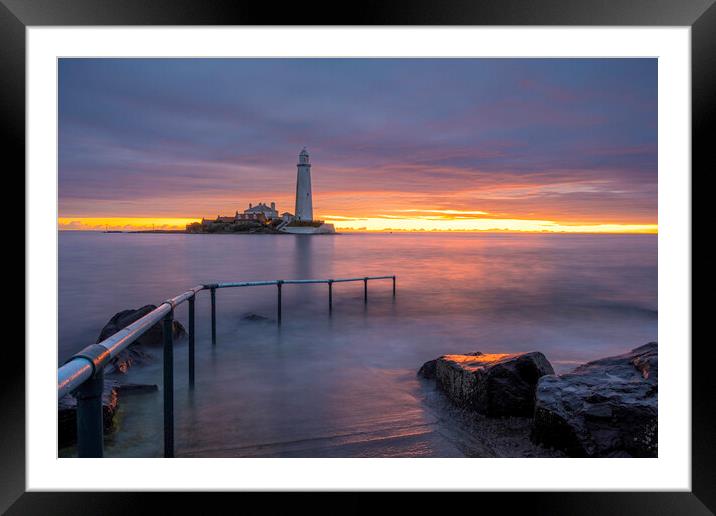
[7, 0, 708, 512]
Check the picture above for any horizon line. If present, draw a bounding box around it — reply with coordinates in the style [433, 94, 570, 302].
[57, 216, 658, 235]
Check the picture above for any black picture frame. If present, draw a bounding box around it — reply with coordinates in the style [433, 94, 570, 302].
[4, 0, 708, 513]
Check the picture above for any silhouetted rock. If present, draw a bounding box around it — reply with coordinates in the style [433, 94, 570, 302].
[420, 351, 554, 417]
[116, 383, 158, 395]
[532, 342, 658, 457]
[241, 312, 273, 323]
[58, 379, 120, 449]
[97, 305, 187, 374]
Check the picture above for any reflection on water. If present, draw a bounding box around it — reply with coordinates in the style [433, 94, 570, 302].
[59, 232, 656, 457]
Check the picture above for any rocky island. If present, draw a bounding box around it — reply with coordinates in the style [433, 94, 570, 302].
[184, 149, 335, 235]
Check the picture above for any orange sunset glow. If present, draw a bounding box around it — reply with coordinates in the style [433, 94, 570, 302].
[58, 59, 657, 234]
[57, 214, 657, 233]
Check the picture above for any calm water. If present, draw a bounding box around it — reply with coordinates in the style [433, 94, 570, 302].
[59, 231, 657, 457]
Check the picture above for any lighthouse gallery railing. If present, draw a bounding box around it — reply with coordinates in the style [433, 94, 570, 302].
[57, 274, 396, 458]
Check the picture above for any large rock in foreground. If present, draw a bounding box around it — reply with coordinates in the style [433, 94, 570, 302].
[97, 305, 187, 374]
[419, 352, 555, 417]
[532, 342, 657, 457]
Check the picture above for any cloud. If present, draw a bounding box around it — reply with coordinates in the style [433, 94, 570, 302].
[58, 58, 657, 228]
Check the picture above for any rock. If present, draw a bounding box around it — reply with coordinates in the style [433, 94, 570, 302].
[422, 351, 555, 417]
[108, 346, 155, 374]
[58, 379, 120, 449]
[532, 342, 658, 457]
[97, 305, 187, 374]
[418, 351, 482, 380]
[241, 312, 273, 323]
[417, 359, 437, 379]
[98, 304, 187, 347]
[116, 383, 158, 395]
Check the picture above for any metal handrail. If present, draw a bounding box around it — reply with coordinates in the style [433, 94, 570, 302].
[214, 275, 394, 288]
[57, 274, 396, 458]
[58, 285, 204, 399]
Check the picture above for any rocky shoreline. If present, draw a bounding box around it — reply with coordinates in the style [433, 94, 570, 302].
[418, 342, 658, 457]
[58, 308, 277, 449]
[58, 305, 185, 448]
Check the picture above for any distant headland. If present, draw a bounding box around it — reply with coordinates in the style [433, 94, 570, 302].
[186, 148, 335, 235]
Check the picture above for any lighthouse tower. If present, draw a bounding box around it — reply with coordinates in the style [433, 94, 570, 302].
[294, 147, 313, 221]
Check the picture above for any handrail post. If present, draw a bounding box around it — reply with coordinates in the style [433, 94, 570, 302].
[163, 310, 174, 458]
[364, 277, 368, 304]
[392, 275, 396, 297]
[76, 368, 104, 458]
[188, 294, 195, 388]
[277, 280, 283, 326]
[328, 280, 333, 315]
[210, 287, 216, 346]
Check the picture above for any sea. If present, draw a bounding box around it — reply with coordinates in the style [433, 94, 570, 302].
[58, 231, 657, 457]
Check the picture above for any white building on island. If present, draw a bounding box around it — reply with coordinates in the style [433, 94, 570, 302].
[244, 202, 278, 220]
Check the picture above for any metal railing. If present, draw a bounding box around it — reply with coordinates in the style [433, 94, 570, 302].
[58, 274, 396, 458]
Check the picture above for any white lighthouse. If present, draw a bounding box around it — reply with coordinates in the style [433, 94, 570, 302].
[280, 148, 335, 234]
[295, 147, 313, 221]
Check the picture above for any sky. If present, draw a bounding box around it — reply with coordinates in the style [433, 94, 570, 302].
[58, 58, 657, 232]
